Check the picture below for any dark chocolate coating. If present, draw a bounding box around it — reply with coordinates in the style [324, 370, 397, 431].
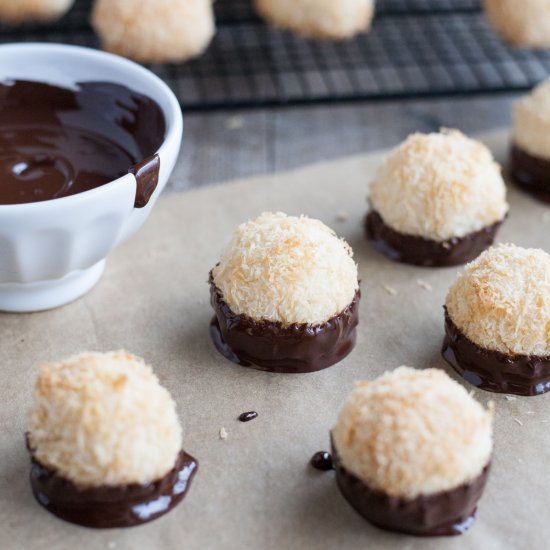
[238, 411, 258, 422]
[29, 450, 198, 528]
[310, 451, 334, 471]
[0, 80, 165, 207]
[442, 308, 550, 396]
[209, 277, 360, 373]
[365, 210, 503, 267]
[332, 440, 490, 537]
[509, 144, 550, 204]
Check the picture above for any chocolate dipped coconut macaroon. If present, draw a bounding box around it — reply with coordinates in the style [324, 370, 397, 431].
[210, 212, 360, 373]
[366, 129, 509, 266]
[27, 351, 198, 528]
[509, 80, 550, 203]
[443, 244, 550, 396]
[331, 367, 493, 537]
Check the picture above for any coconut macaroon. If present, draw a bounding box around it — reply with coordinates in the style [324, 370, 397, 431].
[27, 351, 198, 528]
[485, 0, 550, 48]
[332, 367, 493, 536]
[0, 0, 74, 24]
[209, 212, 360, 373]
[366, 129, 509, 266]
[443, 244, 550, 395]
[92, 0, 215, 63]
[510, 80, 550, 203]
[254, 0, 375, 41]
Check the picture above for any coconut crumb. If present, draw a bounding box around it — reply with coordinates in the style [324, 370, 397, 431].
[513, 418, 523, 426]
[212, 212, 359, 326]
[369, 129, 508, 241]
[332, 366, 493, 499]
[92, 0, 215, 63]
[383, 284, 397, 296]
[336, 211, 350, 222]
[0, 0, 73, 24]
[417, 279, 433, 291]
[254, 0, 375, 40]
[446, 244, 550, 356]
[27, 351, 182, 488]
[513, 80, 550, 159]
[225, 116, 244, 130]
[485, 0, 550, 49]
[505, 395, 517, 401]
[219, 427, 228, 440]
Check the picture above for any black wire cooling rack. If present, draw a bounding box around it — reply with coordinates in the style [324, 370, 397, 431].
[1, 0, 549, 111]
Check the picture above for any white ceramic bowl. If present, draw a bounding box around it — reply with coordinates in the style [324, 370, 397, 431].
[0, 43, 183, 312]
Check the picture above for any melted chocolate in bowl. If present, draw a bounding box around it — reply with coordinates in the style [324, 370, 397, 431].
[0, 80, 165, 207]
[332, 440, 490, 537]
[365, 210, 502, 267]
[209, 277, 360, 373]
[29, 450, 198, 528]
[442, 309, 550, 396]
[509, 144, 550, 204]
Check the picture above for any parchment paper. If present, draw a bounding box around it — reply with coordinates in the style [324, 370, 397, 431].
[0, 130, 548, 550]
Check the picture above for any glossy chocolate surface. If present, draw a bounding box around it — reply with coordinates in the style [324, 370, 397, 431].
[238, 411, 258, 422]
[442, 309, 550, 396]
[332, 441, 490, 537]
[29, 450, 198, 528]
[209, 277, 360, 373]
[310, 451, 334, 471]
[0, 80, 165, 207]
[365, 210, 502, 267]
[509, 144, 550, 204]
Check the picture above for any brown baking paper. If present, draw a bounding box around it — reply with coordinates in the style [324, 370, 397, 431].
[0, 130, 548, 550]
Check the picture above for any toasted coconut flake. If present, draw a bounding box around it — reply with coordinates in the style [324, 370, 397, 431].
[369, 129, 508, 241]
[446, 244, 550, 356]
[332, 366, 493, 499]
[28, 351, 182, 488]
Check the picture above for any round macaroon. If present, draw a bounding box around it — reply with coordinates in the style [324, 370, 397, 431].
[0, 0, 74, 24]
[485, 0, 550, 48]
[92, 0, 215, 63]
[331, 366, 493, 536]
[509, 80, 550, 203]
[366, 129, 509, 266]
[210, 211, 360, 373]
[443, 244, 550, 396]
[27, 351, 198, 528]
[254, 0, 375, 41]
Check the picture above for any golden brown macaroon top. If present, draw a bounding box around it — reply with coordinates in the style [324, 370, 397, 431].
[332, 366, 493, 499]
[254, 0, 374, 40]
[28, 351, 182, 488]
[92, 0, 215, 63]
[485, 0, 550, 49]
[212, 212, 359, 326]
[446, 244, 550, 356]
[369, 129, 508, 241]
[513, 80, 550, 160]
